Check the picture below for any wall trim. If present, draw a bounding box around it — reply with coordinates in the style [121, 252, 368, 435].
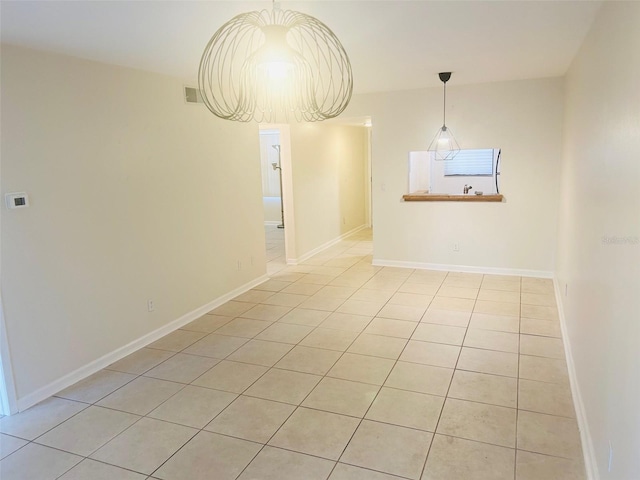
[263, 221, 281, 226]
[287, 224, 367, 265]
[372, 258, 553, 278]
[553, 278, 599, 480]
[15, 274, 269, 413]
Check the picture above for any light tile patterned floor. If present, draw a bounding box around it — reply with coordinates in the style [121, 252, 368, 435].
[0, 229, 586, 480]
[265, 225, 286, 275]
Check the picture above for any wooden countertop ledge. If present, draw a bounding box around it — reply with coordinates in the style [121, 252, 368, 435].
[403, 193, 504, 202]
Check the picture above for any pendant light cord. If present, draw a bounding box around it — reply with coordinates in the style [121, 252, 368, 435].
[442, 81, 447, 128]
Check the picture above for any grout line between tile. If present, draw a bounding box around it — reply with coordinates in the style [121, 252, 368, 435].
[419, 270, 478, 480]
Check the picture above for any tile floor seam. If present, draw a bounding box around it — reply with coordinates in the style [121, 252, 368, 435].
[147, 427, 258, 479]
[517, 406, 577, 420]
[330, 287, 432, 479]
[455, 343, 522, 355]
[15, 441, 85, 462]
[0, 439, 31, 461]
[52, 403, 145, 423]
[50, 395, 93, 406]
[231, 444, 293, 480]
[175, 295, 380, 479]
[513, 275, 523, 480]
[515, 446, 584, 461]
[19, 401, 92, 445]
[60, 453, 155, 479]
[50, 453, 81, 480]
[420, 431, 525, 454]
[94, 435, 189, 478]
[419, 271, 479, 480]
[342, 415, 439, 435]
[334, 460, 414, 480]
[184, 275, 375, 405]
[104, 348, 180, 376]
[443, 391, 517, 410]
[54, 369, 142, 405]
[368, 384, 445, 399]
[274, 309, 377, 403]
[30, 410, 143, 459]
[96, 377, 190, 418]
[157, 357, 278, 429]
[447, 364, 514, 378]
[247, 443, 340, 467]
[44, 414, 188, 476]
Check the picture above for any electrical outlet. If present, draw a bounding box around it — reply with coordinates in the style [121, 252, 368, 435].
[147, 300, 155, 312]
[237, 260, 242, 271]
[565, 283, 568, 297]
[251, 256, 255, 266]
[453, 243, 460, 252]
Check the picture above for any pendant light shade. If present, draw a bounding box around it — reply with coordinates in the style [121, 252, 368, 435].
[198, 6, 353, 123]
[428, 72, 460, 160]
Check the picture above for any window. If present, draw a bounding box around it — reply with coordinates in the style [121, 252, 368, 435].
[444, 148, 495, 176]
[408, 148, 500, 195]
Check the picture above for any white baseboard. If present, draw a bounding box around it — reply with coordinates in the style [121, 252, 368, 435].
[16, 274, 269, 413]
[372, 258, 553, 278]
[263, 221, 281, 226]
[287, 225, 367, 265]
[553, 278, 599, 480]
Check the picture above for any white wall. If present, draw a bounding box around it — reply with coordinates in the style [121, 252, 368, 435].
[288, 123, 367, 259]
[346, 78, 564, 274]
[409, 151, 430, 193]
[0, 45, 266, 407]
[556, 2, 640, 478]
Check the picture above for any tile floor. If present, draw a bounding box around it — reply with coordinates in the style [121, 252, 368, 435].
[0, 229, 586, 480]
[264, 225, 286, 276]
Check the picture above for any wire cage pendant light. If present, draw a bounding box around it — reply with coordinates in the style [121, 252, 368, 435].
[198, 3, 353, 123]
[428, 72, 460, 161]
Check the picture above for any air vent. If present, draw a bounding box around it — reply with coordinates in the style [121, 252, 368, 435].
[184, 86, 203, 104]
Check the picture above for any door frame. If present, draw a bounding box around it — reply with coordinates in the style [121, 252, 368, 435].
[259, 124, 296, 264]
[0, 295, 18, 415]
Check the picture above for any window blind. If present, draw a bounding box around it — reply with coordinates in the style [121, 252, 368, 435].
[443, 148, 494, 176]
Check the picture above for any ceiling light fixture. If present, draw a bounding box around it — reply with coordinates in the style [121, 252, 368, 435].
[198, 1, 353, 123]
[428, 72, 460, 160]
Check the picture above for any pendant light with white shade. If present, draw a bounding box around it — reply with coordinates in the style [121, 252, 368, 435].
[198, 2, 353, 123]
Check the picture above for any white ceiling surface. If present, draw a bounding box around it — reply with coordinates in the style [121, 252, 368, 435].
[1, 1, 601, 94]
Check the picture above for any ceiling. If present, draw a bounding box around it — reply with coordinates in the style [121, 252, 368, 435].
[0, 1, 602, 94]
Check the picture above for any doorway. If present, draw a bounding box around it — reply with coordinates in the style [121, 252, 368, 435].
[259, 127, 293, 275]
[365, 122, 373, 228]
